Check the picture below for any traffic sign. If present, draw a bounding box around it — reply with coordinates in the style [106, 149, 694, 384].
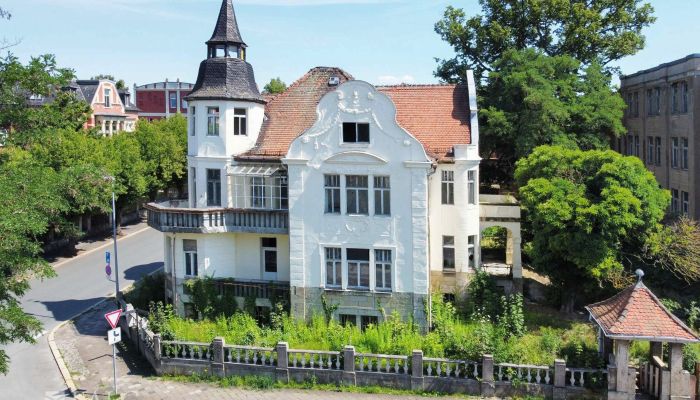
[108, 327, 122, 345]
[104, 309, 122, 329]
[106, 251, 111, 264]
[105, 264, 112, 277]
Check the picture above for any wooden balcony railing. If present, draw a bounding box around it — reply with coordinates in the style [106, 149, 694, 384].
[145, 201, 288, 234]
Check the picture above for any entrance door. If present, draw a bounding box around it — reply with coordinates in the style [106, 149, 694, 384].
[261, 238, 278, 281]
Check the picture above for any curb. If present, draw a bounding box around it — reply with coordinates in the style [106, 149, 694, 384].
[52, 225, 151, 269]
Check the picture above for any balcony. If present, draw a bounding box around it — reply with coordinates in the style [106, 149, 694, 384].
[145, 200, 289, 234]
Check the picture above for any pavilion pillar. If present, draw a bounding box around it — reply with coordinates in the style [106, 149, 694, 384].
[650, 341, 663, 360]
[669, 343, 691, 400]
[608, 339, 635, 400]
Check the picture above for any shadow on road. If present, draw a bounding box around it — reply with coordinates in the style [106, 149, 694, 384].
[123, 262, 162, 281]
[40, 297, 107, 323]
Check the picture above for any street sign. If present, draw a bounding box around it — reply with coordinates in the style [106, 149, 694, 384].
[106, 251, 110, 264]
[108, 327, 121, 345]
[105, 264, 112, 277]
[104, 309, 122, 329]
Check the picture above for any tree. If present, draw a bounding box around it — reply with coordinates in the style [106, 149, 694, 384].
[0, 7, 19, 51]
[0, 54, 89, 135]
[131, 115, 188, 200]
[644, 216, 700, 284]
[0, 151, 68, 374]
[480, 49, 626, 184]
[91, 74, 126, 90]
[515, 146, 669, 311]
[434, 0, 656, 83]
[263, 77, 286, 95]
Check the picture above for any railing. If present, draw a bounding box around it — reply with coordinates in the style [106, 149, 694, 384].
[161, 341, 212, 361]
[566, 367, 607, 388]
[356, 353, 409, 374]
[145, 201, 289, 234]
[288, 349, 342, 370]
[224, 345, 276, 366]
[212, 279, 290, 302]
[424, 357, 479, 379]
[495, 363, 552, 384]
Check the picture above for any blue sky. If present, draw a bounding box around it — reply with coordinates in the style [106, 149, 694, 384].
[2, 0, 699, 89]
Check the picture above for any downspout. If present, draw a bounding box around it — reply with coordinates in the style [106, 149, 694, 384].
[171, 234, 177, 310]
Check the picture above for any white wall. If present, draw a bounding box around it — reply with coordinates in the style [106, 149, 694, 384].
[284, 80, 433, 295]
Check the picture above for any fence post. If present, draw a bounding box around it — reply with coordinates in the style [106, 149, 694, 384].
[275, 342, 289, 383]
[211, 337, 225, 378]
[695, 362, 700, 398]
[553, 359, 567, 400]
[411, 350, 424, 391]
[343, 345, 356, 386]
[481, 354, 495, 397]
[153, 334, 161, 360]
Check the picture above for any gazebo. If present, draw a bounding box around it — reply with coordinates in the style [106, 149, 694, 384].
[585, 270, 699, 400]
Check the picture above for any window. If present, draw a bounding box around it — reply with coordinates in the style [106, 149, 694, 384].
[441, 170, 454, 205]
[190, 167, 197, 207]
[626, 134, 634, 155]
[360, 316, 378, 331]
[375, 249, 392, 291]
[104, 88, 111, 107]
[262, 238, 277, 275]
[672, 83, 679, 114]
[467, 170, 476, 205]
[183, 239, 198, 277]
[234, 108, 247, 136]
[443, 236, 455, 270]
[169, 92, 177, 109]
[647, 137, 654, 164]
[672, 189, 680, 214]
[672, 138, 679, 169]
[250, 177, 266, 208]
[324, 175, 341, 214]
[373, 176, 391, 216]
[325, 247, 342, 288]
[682, 191, 690, 216]
[190, 107, 196, 136]
[342, 122, 370, 143]
[346, 175, 369, 215]
[207, 107, 220, 136]
[681, 138, 689, 170]
[647, 88, 660, 116]
[339, 314, 356, 327]
[634, 135, 640, 157]
[655, 137, 662, 166]
[206, 169, 221, 207]
[681, 82, 689, 113]
[468, 235, 476, 269]
[633, 91, 639, 117]
[347, 248, 370, 290]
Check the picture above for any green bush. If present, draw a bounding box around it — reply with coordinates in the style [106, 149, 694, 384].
[126, 272, 165, 311]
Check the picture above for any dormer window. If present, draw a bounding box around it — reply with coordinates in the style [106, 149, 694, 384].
[104, 88, 111, 107]
[234, 108, 247, 136]
[343, 122, 370, 143]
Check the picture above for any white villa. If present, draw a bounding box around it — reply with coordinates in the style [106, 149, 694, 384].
[146, 0, 522, 328]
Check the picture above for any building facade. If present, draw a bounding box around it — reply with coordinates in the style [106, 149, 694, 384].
[618, 54, 700, 219]
[135, 80, 194, 121]
[71, 80, 138, 135]
[146, 0, 521, 327]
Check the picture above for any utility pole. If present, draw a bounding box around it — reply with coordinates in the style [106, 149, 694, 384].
[109, 178, 121, 305]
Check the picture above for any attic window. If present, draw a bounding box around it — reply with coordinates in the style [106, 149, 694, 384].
[343, 123, 370, 143]
[329, 76, 340, 86]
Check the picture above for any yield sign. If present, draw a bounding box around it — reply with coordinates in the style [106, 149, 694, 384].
[104, 309, 122, 329]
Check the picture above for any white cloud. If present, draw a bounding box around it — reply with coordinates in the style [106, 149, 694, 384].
[377, 74, 416, 85]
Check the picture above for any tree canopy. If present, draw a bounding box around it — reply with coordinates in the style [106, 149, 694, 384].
[435, 0, 656, 83]
[263, 77, 287, 95]
[91, 74, 126, 90]
[480, 49, 626, 184]
[515, 146, 669, 310]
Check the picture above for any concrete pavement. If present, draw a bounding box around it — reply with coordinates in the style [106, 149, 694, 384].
[0, 224, 164, 400]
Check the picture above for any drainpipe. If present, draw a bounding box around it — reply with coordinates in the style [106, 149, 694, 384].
[171, 234, 177, 310]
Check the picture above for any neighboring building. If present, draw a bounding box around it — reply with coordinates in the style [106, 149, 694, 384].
[135, 80, 194, 120]
[69, 80, 138, 135]
[145, 0, 521, 327]
[618, 54, 699, 219]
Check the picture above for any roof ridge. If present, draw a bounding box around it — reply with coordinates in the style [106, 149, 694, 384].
[264, 66, 354, 105]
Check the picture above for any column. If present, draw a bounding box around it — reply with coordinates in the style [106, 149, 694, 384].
[275, 342, 289, 383]
[613, 339, 631, 398]
[553, 359, 567, 400]
[411, 350, 424, 391]
[211, 337, 225, 377]
[342, 345, 356, 386]
[108, 120, 113, 136]
[669, 343, 689, 399]
[481, 354, 495, 397]
[101, 119, 106, 134]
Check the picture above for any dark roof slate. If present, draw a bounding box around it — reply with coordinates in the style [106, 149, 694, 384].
[207, 0, 245, 47]
[186, 57, 264, 103]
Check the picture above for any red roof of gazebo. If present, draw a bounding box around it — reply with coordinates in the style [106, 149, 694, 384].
[585, 280, 699, 343]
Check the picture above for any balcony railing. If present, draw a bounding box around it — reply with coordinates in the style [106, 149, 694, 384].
[145, 201, 288, 234]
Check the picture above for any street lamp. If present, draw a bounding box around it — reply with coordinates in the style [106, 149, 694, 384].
[104, 175, 121, 306]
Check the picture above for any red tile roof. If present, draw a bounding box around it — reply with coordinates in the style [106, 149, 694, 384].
[238, 67, 471, 162]
[585, 282, 699, 343]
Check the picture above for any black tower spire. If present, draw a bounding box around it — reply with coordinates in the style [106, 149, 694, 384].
[207, 0, 247, 60]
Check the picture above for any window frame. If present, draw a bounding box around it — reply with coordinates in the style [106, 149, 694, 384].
[373, 176, 391, 216]
[467, 170, 476, 205]
[190, 106, 196, 136]
[655, 137, 662, 166]
[441, 170, 455, 205]
[324, 175, 341, 214]
[672, 137, 679, 169]
[104, 88, 111, 108]
[250, 176, 266, 209]
[206, 168, 222, 207]
[467, 235, 476, 269]
[646, 137, 654, 165]
[169, 92, 177, 109]
[347, 248, 370, 290]
[346, 175, 369, 215]
[325, 247, 342, 288]
[342, 122, 370, 144]
[234, 108, 247, 136]
[374, 249, 392, 292]
[183, 239, 198, 277]
[207, 106, 220, 136]
[190, 167, 197, 207]
[682, 191, 690, 216]
[672, 189, 680, 214]
[681, 138, 689, 170]
[442, 236, 455, 271]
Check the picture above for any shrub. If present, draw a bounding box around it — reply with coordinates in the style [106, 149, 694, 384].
[126, 271, 165, 310]
[498, 293, 525, 338]
[465, 271, 500, 319]
[147, 301, 175, 340]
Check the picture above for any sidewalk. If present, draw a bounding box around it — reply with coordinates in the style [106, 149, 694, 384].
[54, 301, 461, 400]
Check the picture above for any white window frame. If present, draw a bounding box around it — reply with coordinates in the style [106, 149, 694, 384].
[468, 235, 476, 269]
[206, 169, 221, 207]
[467, 170, 476, 205]
[190, 167, 197, 207]
[443, 236, 455, 270]
[374, 249, 392, 292]
[346, 175, 369, 215]
[324, 174, 341, 214]
[183, 239, 198, 277]
[169, 92, 177, 109]
[234, 108, 247, 136]
[190, 106, 196, 136]
[104, 88, 111, 108]
[442, 170, 454, 205]
[250, 176, 266, 209]
[325, 247, 342, 288]
[347, 248, 370, 290]
[207, 107, 220, 136]
[373, 176, 391, 216]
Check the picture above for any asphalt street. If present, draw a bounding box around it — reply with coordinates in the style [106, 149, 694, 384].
[0, 227, 164, 400]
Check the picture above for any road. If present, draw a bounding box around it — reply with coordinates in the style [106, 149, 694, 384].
[0, 226, 164, 400]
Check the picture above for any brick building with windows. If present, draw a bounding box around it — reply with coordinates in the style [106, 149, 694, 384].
[618, 54, 700, 219]
[134, 80, 194, 121]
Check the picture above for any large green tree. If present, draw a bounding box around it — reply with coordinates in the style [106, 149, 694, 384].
[263, 77, 287, 95]
[515, 146, 669, 311]
[480, 49, 626, 183]
[0, 150, 68, 374]
[435, 0, 655, 83]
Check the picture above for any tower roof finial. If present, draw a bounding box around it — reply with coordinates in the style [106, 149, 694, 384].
[635, 269, 645, 285]
[207, 0, 245, 47]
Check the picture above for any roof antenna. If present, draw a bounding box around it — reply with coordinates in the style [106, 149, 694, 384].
[635, 269, 645, 284]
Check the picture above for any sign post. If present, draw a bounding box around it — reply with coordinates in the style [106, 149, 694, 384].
[105, 251, 111, 278]
[105, 309, 122, 397]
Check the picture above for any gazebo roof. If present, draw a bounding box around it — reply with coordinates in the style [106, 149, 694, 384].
[585, 279, 699, 343]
